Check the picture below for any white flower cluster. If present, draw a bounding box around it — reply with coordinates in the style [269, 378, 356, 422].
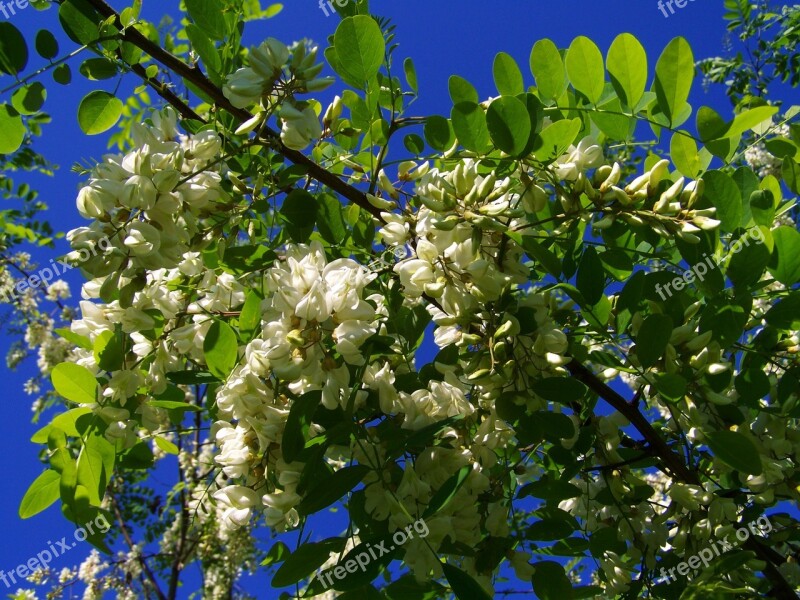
[223, 38, 333, 151]
[47, 55, 798, 594]
[72, 107, 225, 277]
[744, 122, 790, 179]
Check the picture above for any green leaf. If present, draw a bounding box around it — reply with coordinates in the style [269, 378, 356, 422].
[220, 245, 274, 275]
[404, 133, 424, 154]
[515, 235, 561, 277]
[94, 329, 124, 372]
[423, 465, 471, 518]
[697, 106, 730, 142]
[281, 189, 318, 243]
[239, 290, 263, 341]
[493, 52, 524, 96]
[424, 115, 454, 152]
[486, 96, 531, 156]
[606, 33, 647, 109]
[442, 563, 492, 600]
[591, 96, 635, 141]
[53, 64, 72, 85]
[203, 321, 238, 380]
[565, 36, 605, 104]
[0, 104, 25, 154]
[768, 226, 800, 286]
[403, 57, 418, 93]
[532, 118, 581, 162]
[576, 246, 605, 305]
[765, 292, 800, 330]
[147, 400, 202, 411]
[185, 0, 227, 39]
[526, 509, 578, 540]
[654, 37, 694, 125]
[79, 58, 119, 80]
[31, 408, 93, 443]
[19, 469, 61, 519]
[726, 106, 779, 139]
[78, 91, 123, 135]
[670, 132, 705, 179]
[186, 24, 222, 74]
[317, 192, 347, 244]
[451, 102, 491, 154]
[654, 373, 687, 402]
[532, 561, 575, 600]
[519, 477, 581, 502]
[334, 16, 385, 85]
[35, 29, 59, 60]
[749, 190, 775, 228]
[702, 170, 742, 233]
[298, 465, 370, 515]
[636, 314, 673, 369]
[165, 370, 219, 385]
[0, 22, 28, 75]
[155, 436, 179, 455]
[51, 363, 98, 404]
[77, 431, 115, 506]
[11, 83, 47, 115]
[530, 39, 567, 102]
[119, 440, 154, 469]
[707, 430, 762, 475]
[531, 377, 588, 404]
[19, 470, 60, 519]
[272, 539, 342, 587]
[282, 391, 321, 463]
[261, 540, 290, 566]
[727, 232, 771, 287]
[59, 0, 101, 45]
[448, 75, 478, 105]
[783, 157, 800, 194]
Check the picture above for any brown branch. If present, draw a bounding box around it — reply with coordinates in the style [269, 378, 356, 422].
[567, 360, 699, 484]
[112, 497, 168, 600]
[567, 360, 798, 599]
[83, 0, 383, 220]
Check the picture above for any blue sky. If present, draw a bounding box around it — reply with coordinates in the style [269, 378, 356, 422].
[0, 0, 736, 597]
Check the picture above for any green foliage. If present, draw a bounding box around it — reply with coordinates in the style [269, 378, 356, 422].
[203, 321, 239, 379]
[4, 3, 800, 599]
[77, 91, 123, 135]
[51, 363, 98, 404]
[19, 470, 61, 518]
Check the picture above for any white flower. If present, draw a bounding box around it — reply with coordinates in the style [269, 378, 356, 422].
[212, 485, 261, 530]
[334, 320, 377, 365]
[121, 175, 158, 210]
[280, 105, 322, 151]
[553, 136, 604, 180]
[123, 219, 162, 256]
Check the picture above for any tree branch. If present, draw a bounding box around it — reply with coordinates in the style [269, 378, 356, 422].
[567, 360, 798, 599]
[83, 0, 383, 220]
[112, 496, 168, 600]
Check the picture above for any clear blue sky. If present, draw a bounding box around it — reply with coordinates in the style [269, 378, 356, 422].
[0, 1, 733, 597]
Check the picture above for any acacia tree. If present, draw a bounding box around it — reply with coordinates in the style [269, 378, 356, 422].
[3, 1, 800, 599]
